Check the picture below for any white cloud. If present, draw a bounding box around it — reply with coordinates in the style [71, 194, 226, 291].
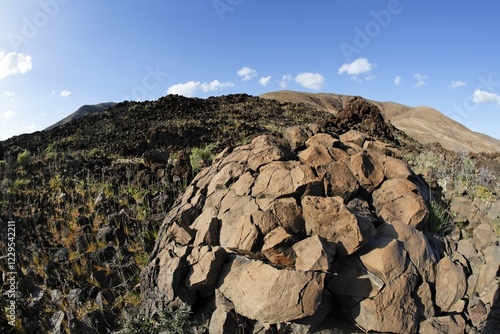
[472, 89, 500, 106]
[22, 121, 36, 131]
[413, 73, 427, 87]
[60, 90, 71, 97]
[338, 57, 373, 79]
[279, 74, 292, 89]
[167, 81, 201, 97]
[259, 76, 272, 86]
[167, 80, 234, 97]
[448, 80, 467, 89]
[1, 110, 16, 119]
[237, 66, 257, 81]
[2, 91, 14, 97]
[295, 72, 325, 90]
[0, 51, 33, 80]
[200, 80, 234, 92]
[394, 76, 402, 86]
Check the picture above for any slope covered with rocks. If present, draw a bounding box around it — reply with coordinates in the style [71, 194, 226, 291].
[141, 126, 499, 333]
[0, 94, 498, 333]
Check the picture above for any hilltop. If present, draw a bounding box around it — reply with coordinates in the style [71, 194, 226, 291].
[261, 90, 500, 153]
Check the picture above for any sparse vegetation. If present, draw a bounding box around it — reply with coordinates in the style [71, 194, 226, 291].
[190, 143, 217, 173]
[122, 302, 192, 334]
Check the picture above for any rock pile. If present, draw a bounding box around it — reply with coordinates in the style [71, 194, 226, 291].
[141, 125, 499, 333]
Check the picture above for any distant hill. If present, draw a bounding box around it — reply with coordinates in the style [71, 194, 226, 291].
[261, 91, 500, 153]
[45, 102, 117, 130]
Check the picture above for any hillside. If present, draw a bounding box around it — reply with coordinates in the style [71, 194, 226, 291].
[45, 102, 117, 131]
[0, 93, 498, 333]
[261, 90, 500, 153]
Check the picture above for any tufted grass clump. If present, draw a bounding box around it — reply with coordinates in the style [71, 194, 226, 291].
[190, 143, 217, 173]
[429, 200, 453, 234]
[122, 302, 192, 334]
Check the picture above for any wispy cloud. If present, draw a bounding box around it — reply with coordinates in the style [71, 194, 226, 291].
[413, 73, 427, 87]
[1, 110, 17, 119]
[237, 66, 257, 81]
[167, 80, 234, 97]
[259, 76, 272, 86]
[0, 51, 33, 80]
[279, 74, 292, 89]
[338, 57, 373, 81]
[60, 90, 71, 97]
[2, 91, 14, 97]
[448, 80, 467, 89]
[394, 76, 402, 86]
[295, 72, 325, 90]
[472, 89, 500, 106]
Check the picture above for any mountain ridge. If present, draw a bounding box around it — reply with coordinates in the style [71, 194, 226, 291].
[261, 90, 500, 153]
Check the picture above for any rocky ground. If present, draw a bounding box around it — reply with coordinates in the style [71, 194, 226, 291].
[0, 94, 499, 333]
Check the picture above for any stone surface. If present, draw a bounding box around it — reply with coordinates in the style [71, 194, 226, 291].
[185, 246, 227, 290]
[418, 315, 466, 334]
[358, 237, 407, 283]
[372, 178, 429, 230]
[293, 235, 335, 272]
[217, 255, 325, 324]
[435, 257, 467, 312]
[348, 152, 385, 193]
[301, 195, 376, 256]
[261, 227, 295, 266]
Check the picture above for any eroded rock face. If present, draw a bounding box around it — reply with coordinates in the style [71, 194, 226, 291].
[217, 255, 325, 324]
[141, 126, 444, 331]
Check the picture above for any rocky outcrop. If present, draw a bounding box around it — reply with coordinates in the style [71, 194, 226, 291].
[141, 126, 498, 333]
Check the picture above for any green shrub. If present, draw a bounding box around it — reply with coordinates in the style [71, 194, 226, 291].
[13, 178, 31, 191]
[190, 143, 217, 172]
[429, 200, 452, 234]
[17, 150, 32, 169]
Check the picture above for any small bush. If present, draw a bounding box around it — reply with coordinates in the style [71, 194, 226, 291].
[190, 143, 217, 172]
[17, 150, 32, 169]
[473, 185, 495, 202]
[13, 178, 31, 191]
[429, 200, 452, 234]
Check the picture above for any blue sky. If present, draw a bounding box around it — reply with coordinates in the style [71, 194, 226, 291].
[1, 0, 500, 141]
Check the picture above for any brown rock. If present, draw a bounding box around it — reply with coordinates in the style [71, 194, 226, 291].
[473, 223, 497, 249]
[418, 315, 466, 334]
[252, 161, 297, 198]
[435, 257, 467, 312]
[251, 210, 280, 236]
[469, 301, 488, 329]
[305, 133, 339, 149]
[301, 195, 376, 256]
[262, 227, 295, 266]
[339, 130, 369, 147]
[284, 125, 313, 150]
[293, 235, 335, 272]
[246, 135, 295, 171]
[217, 255, 325, 324]
[348, 152, 385, 193]
[382, 156, 412, 180]
[358, 237, 407, 283]
[167, 221, 195, 246]
[185, 246, 227, 290]
[220, 214, 259, 251]
[372, 178, 429, 230]
[377, 221, 437, 282]
[330, 255, 385, 303]
[270, 198, 305, 235]
[298, 145, 334, 169]
[416, 282, 436, 319]
[353, 264, 419, 333]
[317, 161, 359, 201]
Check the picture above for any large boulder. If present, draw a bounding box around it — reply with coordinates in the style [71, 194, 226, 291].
[217, 255, 325, 324]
